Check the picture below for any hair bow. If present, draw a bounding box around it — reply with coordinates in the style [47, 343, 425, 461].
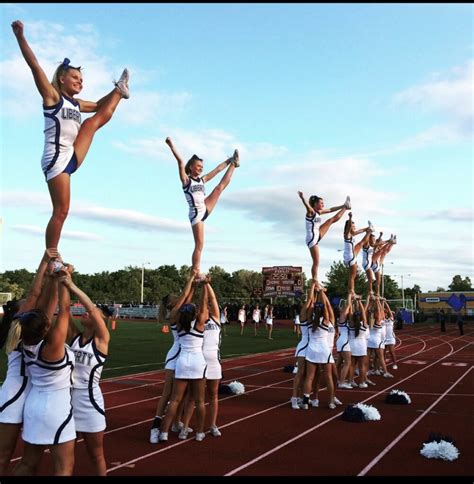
[62, 58, 71, 67]
[314, 302, 325, 309]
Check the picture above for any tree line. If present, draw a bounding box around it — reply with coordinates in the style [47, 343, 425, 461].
[1, 261, 471, 305]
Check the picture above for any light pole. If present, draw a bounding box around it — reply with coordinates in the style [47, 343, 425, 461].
[141, 262, 151, 304]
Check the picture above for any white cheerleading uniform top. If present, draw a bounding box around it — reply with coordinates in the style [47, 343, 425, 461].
[4, 347, 28, 380]
[23, 340, 74, 390]
[165, 322, 181, 370]
[220, 310, 227, 325]
[348, 323, 368, 357]
[362, 246, 374, 270]
[175, 320, 206, 380]
[69, 334, 106, 389]
[306, 212, 322, 248]
[343, 238, 356, 266]
[336, 321, 351, 352]
[178, 321, 204, 353]
[367, 322, 383, 349]
[203, 317, 222, 355]
[238, 309, 246, 323]
[0, 347, 31, 423]
[295, 319, 310, 357]
[183, 176, 207, 225]
[384, 318, 396, 345]
[252, 309, 261, 323]
[306, 322, 334, 364]
[41, 95, 81, 181]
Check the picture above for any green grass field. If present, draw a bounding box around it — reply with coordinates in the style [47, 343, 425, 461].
[0, 320, 300, 381]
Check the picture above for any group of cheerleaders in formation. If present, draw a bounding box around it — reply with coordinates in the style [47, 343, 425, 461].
[291, 194, 398, 410]
[0, 20, 399, 476]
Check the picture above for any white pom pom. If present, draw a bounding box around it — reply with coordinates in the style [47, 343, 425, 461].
[228, 380, 245, 395]
[390, 389, 411, 403]
[420, 440, 460, 461]
[355, 403, 381, 421]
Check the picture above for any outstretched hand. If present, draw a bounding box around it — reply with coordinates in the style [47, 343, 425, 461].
[165, 137, 173, 147]
[11, 20, 23, 37]
[297, 191, 304, 199]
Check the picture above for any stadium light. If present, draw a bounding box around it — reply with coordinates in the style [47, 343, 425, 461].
[141, 262, 151, 304]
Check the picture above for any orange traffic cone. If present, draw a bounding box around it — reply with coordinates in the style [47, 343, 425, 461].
[111, 320, 116, 331]
[161, 324, 169, 333]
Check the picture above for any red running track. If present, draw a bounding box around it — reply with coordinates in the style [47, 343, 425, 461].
[7, 324, 473, 476]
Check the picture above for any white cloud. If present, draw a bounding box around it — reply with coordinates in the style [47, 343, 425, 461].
[416, 208, 473, 223]
[12, 224, 103, 241]
[113, 127, 289, 164]
[394, 60, 474, 139]
[1, 20, 192, 123]
[71, 202, 189, 233]
[2, 191, 189, 233]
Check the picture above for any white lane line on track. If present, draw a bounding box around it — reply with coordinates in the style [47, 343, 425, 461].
[223, 341, 471, 476]
[357, 365, 473, 476]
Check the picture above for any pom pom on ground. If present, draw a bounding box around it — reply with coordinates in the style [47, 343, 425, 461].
[354, 403, 381, 421]
[218, 383, 234, 395]
[218, 381, 245, 395]
[420, 440, 460, 461]
[341, 405, 366, 422]
[385, 389, 411, 404]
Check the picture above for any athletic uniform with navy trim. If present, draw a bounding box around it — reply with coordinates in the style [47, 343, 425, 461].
[175, 321, 207, 379]
[306, 212, 323, 248]
[384, 318, 396, 345]
[343, 237, 357, 267]
[203, 317, 222, 380]
[164, 323, 181, 371]
[183, 176, 208, 226]
[348, 323, 368, 357]
[362, 246, 374, 271]
[70, 333, 107, 433]
[367, 322, 383, 349]
[371, 260, 381, 273]
[336, 320, 351, 353]
[295, 319, 309, 357]
[305, 322, 335, 364]
[22, 340, 75, 445]
[0, 345, 31, 424]
[41, 95, 81, 181]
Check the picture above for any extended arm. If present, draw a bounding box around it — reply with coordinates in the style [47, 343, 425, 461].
[205, 281, 220, 322]
[165, 137, 188, 186]
[67, 279, 110, 352]
[297, 191, 315, 217]
[43, 276, 70, 362]
[19, 248, 59, 312]
[11, 20, 59, 105]
[169, 270, 198, 321]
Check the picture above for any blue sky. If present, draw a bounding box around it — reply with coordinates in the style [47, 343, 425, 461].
[1, 3, 473, 292]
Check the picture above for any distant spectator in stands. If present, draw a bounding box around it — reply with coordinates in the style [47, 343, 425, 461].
[456, 311, 464, 336]
[439, 309, 446, 333]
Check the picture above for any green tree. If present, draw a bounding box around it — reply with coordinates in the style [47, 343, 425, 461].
[0, 275, 24, 299]
[448, 275, 472, 291]
[382, 275, 400, 300]
[324, 261, 367, 298]
[404, 284, 422, 301]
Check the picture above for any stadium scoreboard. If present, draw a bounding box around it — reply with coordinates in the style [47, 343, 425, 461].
[262, 266, 303, 297]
